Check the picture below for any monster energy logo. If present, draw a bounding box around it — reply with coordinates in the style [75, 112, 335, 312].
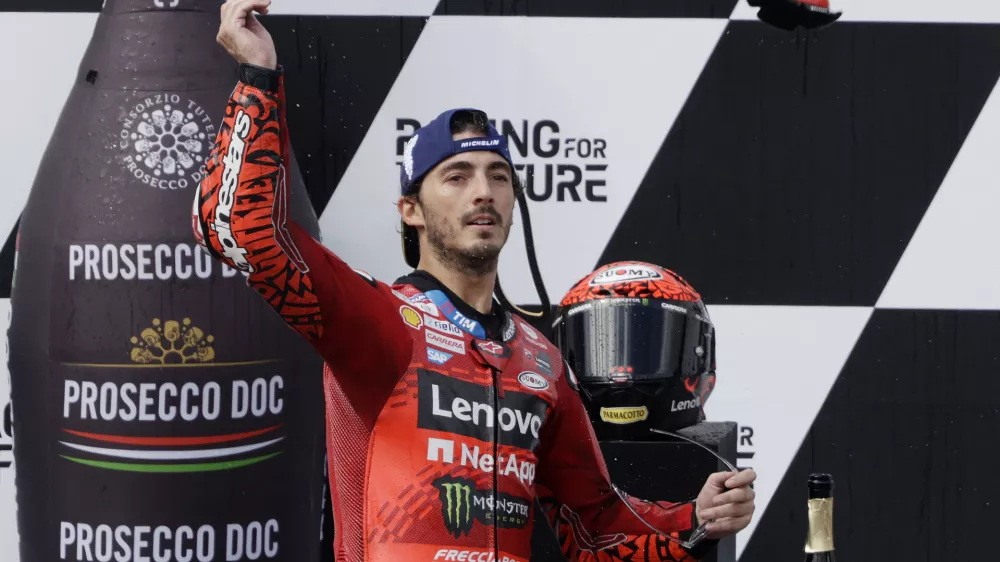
[433, 476, 531, 538]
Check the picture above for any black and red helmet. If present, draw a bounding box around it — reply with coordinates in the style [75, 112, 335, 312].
[553, 261, 716, 440]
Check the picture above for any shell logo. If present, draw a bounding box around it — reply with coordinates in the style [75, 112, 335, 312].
[400, 306, 423, 330]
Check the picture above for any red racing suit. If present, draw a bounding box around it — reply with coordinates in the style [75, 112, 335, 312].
[192, 63, 713, 562]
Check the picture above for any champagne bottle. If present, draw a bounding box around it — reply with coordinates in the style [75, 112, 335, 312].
[804, 473, 836, 561]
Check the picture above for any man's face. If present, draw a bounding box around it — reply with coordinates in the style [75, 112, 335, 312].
[406, 130, 516, 274]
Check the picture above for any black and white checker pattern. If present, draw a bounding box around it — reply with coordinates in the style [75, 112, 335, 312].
[2, 1, 998, 560]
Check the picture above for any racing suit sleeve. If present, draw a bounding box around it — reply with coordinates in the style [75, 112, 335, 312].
[533, 367, 714, 562]
[192, 63, 411, 416]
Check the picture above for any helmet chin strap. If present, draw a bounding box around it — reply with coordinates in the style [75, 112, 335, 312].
[494, 189, 552, 329]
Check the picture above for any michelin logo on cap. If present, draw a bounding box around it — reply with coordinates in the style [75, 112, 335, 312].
[459, 139, 501, 148]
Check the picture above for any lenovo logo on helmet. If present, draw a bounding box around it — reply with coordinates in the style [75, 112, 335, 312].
[589, 265, 662, 286]
[671, 397, 702, 412]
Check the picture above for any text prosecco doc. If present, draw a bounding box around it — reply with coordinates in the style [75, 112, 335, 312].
[63, 376, 284, 422]
[60, 520, 279, 561]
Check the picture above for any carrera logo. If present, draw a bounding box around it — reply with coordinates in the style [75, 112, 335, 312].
[400, 306, 423, 330]
[426, 330, 465, 355]
[425, 316, 462, 337]
[417, 369, 547, 451]
[517, 372, 548, 391]
[599, 406, 649, 425]
[590, 265, 663, 286]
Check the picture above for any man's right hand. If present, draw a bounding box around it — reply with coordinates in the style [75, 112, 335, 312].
[217, 0, 277, 70]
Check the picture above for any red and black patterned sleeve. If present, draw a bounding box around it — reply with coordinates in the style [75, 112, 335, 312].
[534, 368, 711, 562]
[192, 63, 411, 407]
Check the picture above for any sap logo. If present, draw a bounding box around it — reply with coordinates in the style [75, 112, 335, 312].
[670, 397, 702, 412]
[425, 316, 462, 337]
[427, 348, 453, 366]
[589, 265, 663, 286]
[517, 372, 548, 392]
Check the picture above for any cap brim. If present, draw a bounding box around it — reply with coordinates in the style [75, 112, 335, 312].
[402, 222, 420, 268]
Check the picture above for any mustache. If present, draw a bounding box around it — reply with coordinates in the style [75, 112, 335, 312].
[461, 206, 503, 224]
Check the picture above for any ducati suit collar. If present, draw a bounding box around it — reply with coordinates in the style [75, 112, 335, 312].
[395, 270, 506, 340]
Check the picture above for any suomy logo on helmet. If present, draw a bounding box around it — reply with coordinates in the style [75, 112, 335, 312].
[589, 265, 663, 286]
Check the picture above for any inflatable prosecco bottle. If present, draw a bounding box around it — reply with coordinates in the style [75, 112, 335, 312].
[7, 1, 326, 561]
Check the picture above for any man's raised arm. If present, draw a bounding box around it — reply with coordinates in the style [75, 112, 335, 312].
[193, 0, 412, 409]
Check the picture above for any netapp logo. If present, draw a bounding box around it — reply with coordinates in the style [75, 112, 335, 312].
[417, 369, 547, 451]
[212, 110, 253, 273]
[69, 243, 243, 282]
[396, 118, 608, 203]
[426, 438, 537, 486]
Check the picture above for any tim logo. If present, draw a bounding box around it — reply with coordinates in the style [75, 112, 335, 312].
[396, 118, 608, 203]
[433, 475, 531, 538]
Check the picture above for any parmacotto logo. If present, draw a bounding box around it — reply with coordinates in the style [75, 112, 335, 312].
[599, 406, 649, 425]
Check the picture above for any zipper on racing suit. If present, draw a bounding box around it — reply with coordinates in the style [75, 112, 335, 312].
[491, 365, 501, 561]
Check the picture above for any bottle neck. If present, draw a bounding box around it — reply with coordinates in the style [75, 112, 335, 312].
[804, 497, 835, 553]
[101, 0, 222, 14]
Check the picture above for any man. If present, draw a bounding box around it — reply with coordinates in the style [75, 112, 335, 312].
[194, 1, 757, 560]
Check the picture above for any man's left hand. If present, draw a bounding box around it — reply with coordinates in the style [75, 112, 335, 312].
[695, 468, 757, 539]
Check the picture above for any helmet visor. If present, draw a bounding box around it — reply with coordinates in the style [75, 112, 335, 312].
[555, 298, 714, 384]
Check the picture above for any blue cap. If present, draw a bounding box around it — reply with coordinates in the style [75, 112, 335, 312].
[399, 108, 515, 268]
[400, 108, 514, 195]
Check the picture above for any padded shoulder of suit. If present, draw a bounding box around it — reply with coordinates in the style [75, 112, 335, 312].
[352, 268, 378, 288]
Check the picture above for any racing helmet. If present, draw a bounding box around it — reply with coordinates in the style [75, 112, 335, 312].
[553, 261, 716, 440]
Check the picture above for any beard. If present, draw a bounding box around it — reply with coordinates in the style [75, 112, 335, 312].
[424, 205, 512, 277]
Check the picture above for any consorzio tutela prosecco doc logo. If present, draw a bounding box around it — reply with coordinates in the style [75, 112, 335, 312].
[58, 317, 286, 473]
